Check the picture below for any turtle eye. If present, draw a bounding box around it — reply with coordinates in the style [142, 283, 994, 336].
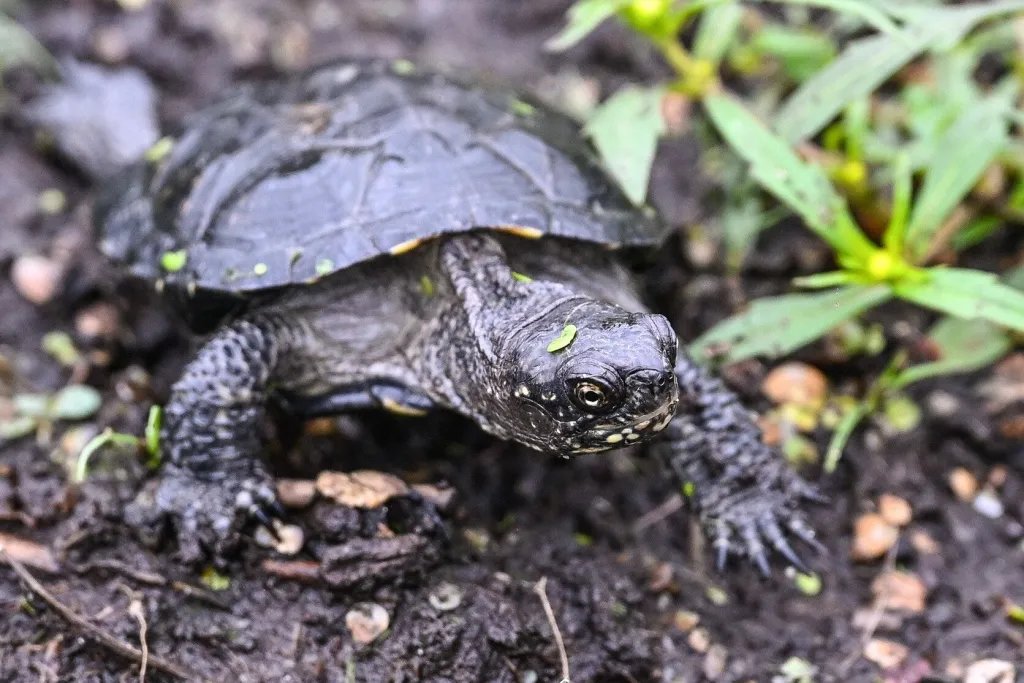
[571, 380, 611, 412]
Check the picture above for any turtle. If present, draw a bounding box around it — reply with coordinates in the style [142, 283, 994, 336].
[28, 58, 823, 570]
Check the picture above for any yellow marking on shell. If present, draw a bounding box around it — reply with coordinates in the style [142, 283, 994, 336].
[653, 414, 673, 432]
[575, 445, 612, 453]
[516, 385, 530, 397]
[381, 397, 429, 417]
[626, 433, 640, 441]
[495, 225, 544, 240]
[389, 237, 425, 255]
[605, 433, 624, 444]
[602, 241, 622, 250]
[622, 427, 633, 435]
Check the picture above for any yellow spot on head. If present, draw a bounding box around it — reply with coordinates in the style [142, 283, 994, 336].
[495, 225, 544, 240]
[605, 433, 624, 444]
[381, 397, 429, 417]
[389, 237, 424, 255]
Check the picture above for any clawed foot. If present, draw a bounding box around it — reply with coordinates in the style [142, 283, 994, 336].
[128, 465, 285, 564]
[700, 467, 826, 575]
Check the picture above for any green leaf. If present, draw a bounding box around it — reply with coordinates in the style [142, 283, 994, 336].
[160, 250, 187, 272]
[145, 405, 162, 459]
[824, 400, 871, 471]
[50, 384, 102, 421]
[585, 85, 666, 205]
[693, 2, 743, 65]
[547, 324, 578, 353]
[774, 2, 1024, 143]
[703, 93, 875, 260]
[545, 0, 628, 51]
[0, 416, 38, 441]
[689, 285, 892, 364]
[13, 393, 49, 418]
[891, 316, 1012, 390]
[893, 268, 1024, 332]
[41, 331, 80, 366]
[904, 91, 1013, 263]
[751, 25, 837, 83]
[511, 271, 534, 283]
[762, 0, 901, 35]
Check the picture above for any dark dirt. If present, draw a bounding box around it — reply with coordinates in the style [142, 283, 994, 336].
[1, 2, 1023, 682]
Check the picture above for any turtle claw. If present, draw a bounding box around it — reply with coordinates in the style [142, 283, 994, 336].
[762, 518, 809, 573]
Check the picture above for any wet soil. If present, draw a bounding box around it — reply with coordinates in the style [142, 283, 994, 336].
[1, 1, 1023, 682]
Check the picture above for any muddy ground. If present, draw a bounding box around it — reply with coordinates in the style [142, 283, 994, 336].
[1, 1, 1023, 681]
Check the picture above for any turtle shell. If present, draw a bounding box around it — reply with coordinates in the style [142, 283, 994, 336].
[94, 59, 667, 295]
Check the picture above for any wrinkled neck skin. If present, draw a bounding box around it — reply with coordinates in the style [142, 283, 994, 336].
[419, 234, 589, 447]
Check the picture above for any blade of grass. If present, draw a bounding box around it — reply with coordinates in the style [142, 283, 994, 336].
[584, 85, 667, 205]
[704, 92, 876, 260]
[760, 0, 902, 35]
[893, 268, 1024, 332]
[689, 285, 892, 364]
[904, 88, 1014, 263]
[773, 2, 1024, 143]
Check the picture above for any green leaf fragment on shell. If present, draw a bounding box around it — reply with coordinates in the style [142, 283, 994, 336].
[546, 324, 577, 353]
[391, 59, 415, 75]
[161, 250, 187, 272]
[315, 258, 335, 275]
[510, 98, 536, 116]
[511, 271, 533, 283]
[253, 263, 268, 276]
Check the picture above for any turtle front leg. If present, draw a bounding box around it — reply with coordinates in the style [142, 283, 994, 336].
[655, 358, 825, 574]
[147, 316, 287, 562]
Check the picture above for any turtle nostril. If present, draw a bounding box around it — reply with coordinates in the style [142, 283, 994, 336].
[628, 369, 674, 394]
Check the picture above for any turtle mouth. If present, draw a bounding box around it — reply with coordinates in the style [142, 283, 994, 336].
[569, 393, 679, 455]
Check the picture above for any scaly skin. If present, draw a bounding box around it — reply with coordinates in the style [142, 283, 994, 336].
[146, 234, 820, 570]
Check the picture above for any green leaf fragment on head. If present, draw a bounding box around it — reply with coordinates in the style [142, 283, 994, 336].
[420, 275, 434, 296]
[144, 137, 175, 164]
[511, 271, 533, 283]
[160, 250, 187, 272]
[315, 258, 335, 276]
[547, 324, 578, 353]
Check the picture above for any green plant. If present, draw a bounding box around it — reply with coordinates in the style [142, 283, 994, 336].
[549, 0, 1024, 467]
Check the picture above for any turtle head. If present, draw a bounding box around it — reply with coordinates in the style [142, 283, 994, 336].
[501, 300, 679, 454]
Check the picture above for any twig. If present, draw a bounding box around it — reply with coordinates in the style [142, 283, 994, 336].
[0, 544, 196, 681]
[630, 493, 683, 535]
[118, 585, 149, 683]
[533, 576, 571, 683]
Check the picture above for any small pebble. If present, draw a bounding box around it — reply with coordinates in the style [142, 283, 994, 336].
[988, 465, 1008, 488]
[253, 522, 304, 554]
[75, 301, 120, 340]
[345, 603, 390, 644]
[851, 513, 899, 561]
[411, 483, 455, 509]
[12, 254, 61, 305]
[761, 362, 828, 408]
[972, 488, 1004, 519]
[878, 494, 912, 527]
[648, 561, 674, 592]
[687, 627, 710, 653]
[703, 644, 728, 680]
[673, 610, 700, 632]
[277, 479, 316, 508]
[428, 582, 462, 611]
[949, 468, 979, 502]
[909, 530, 940, 555]
[863, 638, 908, 669]
[963, 659, 1015, 683]
[926, 390, 960, 417]
[871, 571, 927, 613]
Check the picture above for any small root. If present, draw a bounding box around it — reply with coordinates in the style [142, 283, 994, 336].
[533, 576, 572, 683]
